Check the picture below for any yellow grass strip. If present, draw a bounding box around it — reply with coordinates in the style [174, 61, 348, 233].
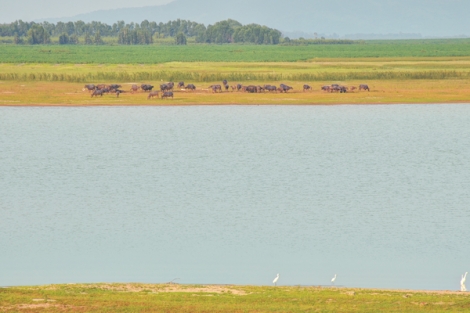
[1, 80, 469, 106]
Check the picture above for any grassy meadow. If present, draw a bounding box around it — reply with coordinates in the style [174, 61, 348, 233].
[1, 283, 469, 313]
[2, 39, 470, 64]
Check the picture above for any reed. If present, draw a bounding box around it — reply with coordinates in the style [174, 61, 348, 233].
[1, 70, 468, 83]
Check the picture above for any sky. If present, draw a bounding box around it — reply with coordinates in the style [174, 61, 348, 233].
[0, 0, 173, 23]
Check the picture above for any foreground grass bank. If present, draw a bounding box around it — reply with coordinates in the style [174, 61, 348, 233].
[1, 283, 469, 312]
[1, 79, 469, 106]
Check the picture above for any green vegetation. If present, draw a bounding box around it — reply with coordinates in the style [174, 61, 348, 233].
[0, 19, 283, 45]
[0, 283, 469, 312]
[1, 39, 470, 64]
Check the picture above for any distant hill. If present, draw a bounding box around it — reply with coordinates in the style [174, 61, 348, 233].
[41, 0, 469, 37]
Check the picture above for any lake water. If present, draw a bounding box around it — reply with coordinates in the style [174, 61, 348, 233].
[1, 105, 469, 290]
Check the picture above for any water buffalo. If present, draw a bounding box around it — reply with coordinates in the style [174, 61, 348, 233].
[109, 84, 121, 90]
[209, 85, 222, 93]
[83, 84, 95, 92]
[237, 84, 243, 91]
[321, 85, 331, 92]
[223, 80, 228, 86]
[130, 84, 140, 93]
[96, 84, 107, 90]
[256, 86, 264, 93]
[161, 91, 174, 99]
[303, 84, 312, 92]
[91, 89, 104, 97]
[177, 81, 185, 88]
[230, 85, 237, 91]
[224, 84, 230, 91]
[166, 82, 175, 90]
[359, 84, 370, 91]
[141, 84, 154, 92]
[350, 86, 357, 91]
[245, 85, 258, 93]
[147, 91, 159, 99]
[185, 84, 196, 91]
[265, 85, 277, 92]
[279, 84, 293, 92]
[115, 89, 125, 97]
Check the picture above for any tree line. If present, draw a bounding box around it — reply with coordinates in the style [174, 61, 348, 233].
[0, 19, 282, 45]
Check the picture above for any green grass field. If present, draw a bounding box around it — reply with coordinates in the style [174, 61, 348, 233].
[1, 284, 469, 312]
[2, 39, 470, 64]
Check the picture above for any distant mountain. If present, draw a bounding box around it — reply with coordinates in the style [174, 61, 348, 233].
[41, 0, 469, 37]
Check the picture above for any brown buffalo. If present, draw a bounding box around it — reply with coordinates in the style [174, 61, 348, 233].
[130, 84, 140, 93]
[147, 91, 159, 99]
[359, 84, 370, 91]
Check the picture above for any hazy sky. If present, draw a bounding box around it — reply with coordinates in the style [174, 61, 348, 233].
[0, 0, 173, 23]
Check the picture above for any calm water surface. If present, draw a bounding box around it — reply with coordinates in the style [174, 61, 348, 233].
[1, 105, 469, 290]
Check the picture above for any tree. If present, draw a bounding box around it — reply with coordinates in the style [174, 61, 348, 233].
[84, 32, 93, 45]
[59, 33, 69, 44]
[175, 32, 187, 45]
[13, 32, 22, 44]
[94, 31, 104, 45]
[26, 25, 50, 44]
[69, 34, 79, 44]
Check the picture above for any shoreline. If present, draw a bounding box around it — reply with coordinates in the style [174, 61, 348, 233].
[2, 79, 470, 107]
[2, 283, 469, 312]
[1, 283, 469, 295]
[2, 101, 470, 107]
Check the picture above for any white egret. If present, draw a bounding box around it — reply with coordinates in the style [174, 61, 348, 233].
[331, 274, 337, 286]
[273, 273, 280, 286]
[461, 272, 468, 292]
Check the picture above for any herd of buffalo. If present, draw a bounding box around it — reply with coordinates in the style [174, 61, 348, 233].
[83, 81, 370, 99]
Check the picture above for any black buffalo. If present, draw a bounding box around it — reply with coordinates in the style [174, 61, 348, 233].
[177, 81, 185, 88]
[160, 82, 174, 91]
[91, 89, 104, 97]
[279, 84, 293, 92]
[209, 85, 222, 93]
[141, 84, 154, 92]
[303, 84, 312, 92]
[83, 84, 95, 92]
[185, 84, 196, 90]
[162, 91, 174, 99]
[109, 84, 121, 90]
[115, 89, 125, 97]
